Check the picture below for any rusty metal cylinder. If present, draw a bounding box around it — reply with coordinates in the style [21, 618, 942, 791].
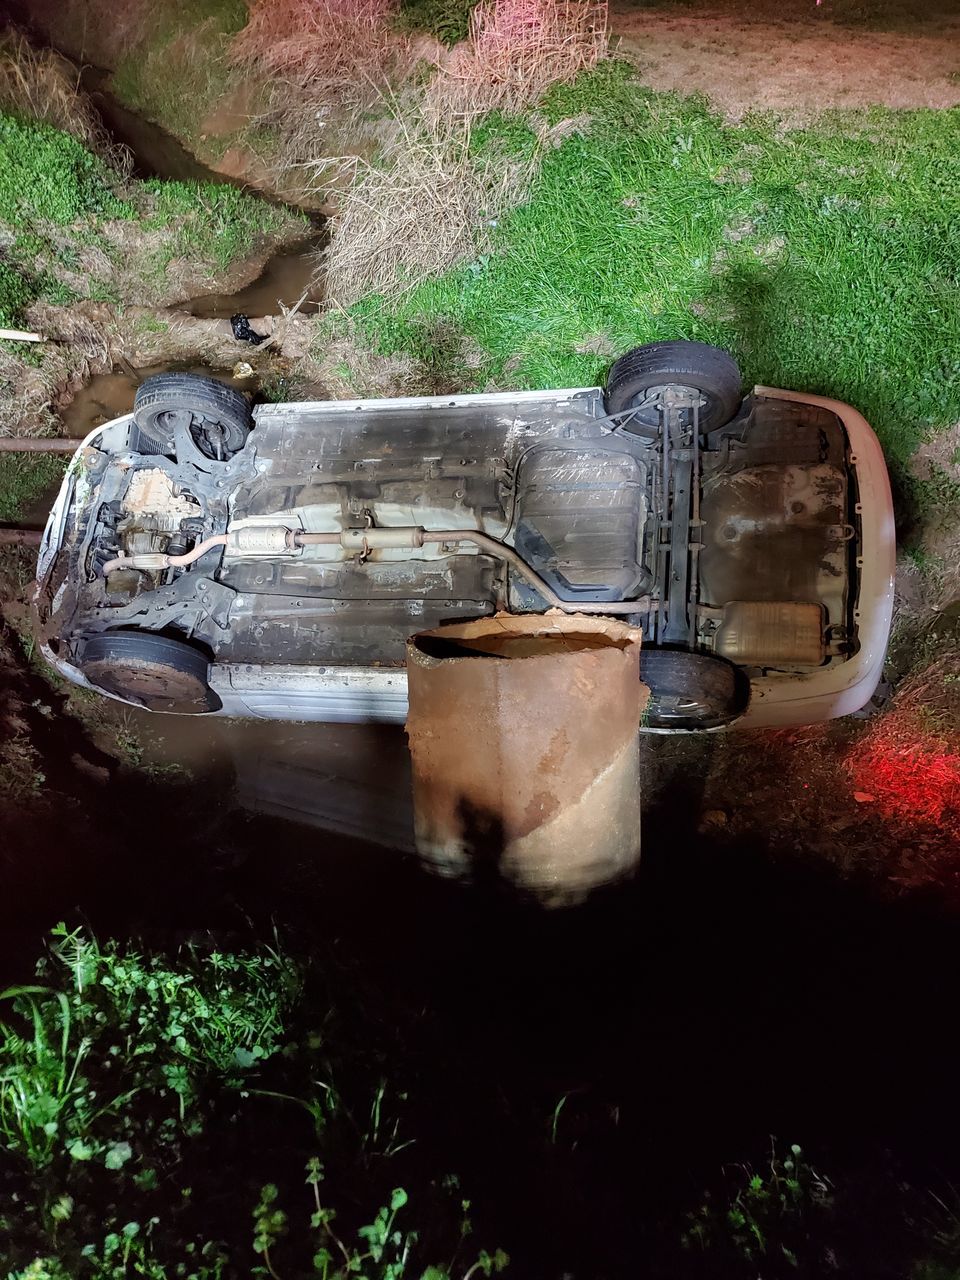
[0, 528, 42, 546]
[406, 612, 648, 905]
[0, 437, 83, 452]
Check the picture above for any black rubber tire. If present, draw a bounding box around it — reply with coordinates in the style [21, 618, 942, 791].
[79, 630, 219, 714]
[133, 373, 252, 458]
[605, 341, 741, 435]
[640, 648, 745, 730]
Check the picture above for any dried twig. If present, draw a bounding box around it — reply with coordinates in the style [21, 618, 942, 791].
[428, 0, 609, 121]
[0, 30, 132, 175]
[254, 288, 314, 353]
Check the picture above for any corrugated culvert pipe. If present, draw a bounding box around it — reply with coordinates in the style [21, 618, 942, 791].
[405, 612, 649, 906]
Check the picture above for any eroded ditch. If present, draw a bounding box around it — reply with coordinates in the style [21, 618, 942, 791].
[0, 60, 353, 830]
[3, 60, 330, 517]
[183, 234, 325, 320]
[12, 43, 330, 439]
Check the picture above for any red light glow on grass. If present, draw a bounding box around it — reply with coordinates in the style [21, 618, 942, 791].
[848, 712, 960, 832]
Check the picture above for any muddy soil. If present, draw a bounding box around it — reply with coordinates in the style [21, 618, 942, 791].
[57, 362, 254, 437]
[80, 69, 232, 185]
[612, 2, 960, 119]
[2, 229, 320, 441]
[184, 234, 326, 320]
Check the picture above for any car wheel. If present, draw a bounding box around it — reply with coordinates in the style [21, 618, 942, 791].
[605, 341, 741, 436]
[133, 373, 252, 459]
[640, 648, 745, 730]
[79, 631, 220, 714]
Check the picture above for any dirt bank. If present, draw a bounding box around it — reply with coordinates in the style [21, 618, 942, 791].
[612, 3, 960, 119]
[16, 0, 410, 210]
[0, 35, 317, 440]
[3, 227, 317, 442]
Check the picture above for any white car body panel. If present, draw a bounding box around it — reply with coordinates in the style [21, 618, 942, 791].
[36, 385, 895, 730]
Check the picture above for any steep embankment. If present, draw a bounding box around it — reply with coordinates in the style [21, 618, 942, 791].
[22, 0, 265, 182]
[21, 0, 428, 207]
[0, 31, 312, 533]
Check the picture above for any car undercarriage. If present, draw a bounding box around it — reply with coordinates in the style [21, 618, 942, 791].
[36, 343, 876, 729]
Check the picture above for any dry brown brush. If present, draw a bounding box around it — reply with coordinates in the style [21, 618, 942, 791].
[324, 105, 542, 304]
[428, 0, 608, 120]
[0, 31, 130, 172]
[232, 0, 405, 90]
[231, 0, 420, 204]
[324, 0, 608, 303]
[243, 80, 376, 205]
[236, 0, 608, 274]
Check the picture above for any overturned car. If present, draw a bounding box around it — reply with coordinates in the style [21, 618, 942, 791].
[35, 341, 895, 730]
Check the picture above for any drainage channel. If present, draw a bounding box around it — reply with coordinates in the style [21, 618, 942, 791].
[74, 68, 327, 320]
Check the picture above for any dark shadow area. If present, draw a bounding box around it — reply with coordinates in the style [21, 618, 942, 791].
[3, 709, 960, 1275]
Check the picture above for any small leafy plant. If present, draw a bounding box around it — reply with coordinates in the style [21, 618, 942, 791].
[252, 1165, 509, 1280]
[682, 1141, 835, 1273]
[0, 924, 298, 1171]
[0, 927, 507, 1279]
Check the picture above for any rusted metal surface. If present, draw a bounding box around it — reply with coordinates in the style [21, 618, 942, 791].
[0, 528, 42, 546]
[0, 437, 84, 452]
[122, 468, 200, 520]
[82, 655, 212, 714]
[406, 612, 648, 905]
[715, 600, 826, 666]
[700, 461, 848, 623]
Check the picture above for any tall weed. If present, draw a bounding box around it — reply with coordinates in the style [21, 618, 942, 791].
[0, 926, 298, 1169]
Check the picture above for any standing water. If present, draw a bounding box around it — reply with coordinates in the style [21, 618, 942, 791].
[184, 235, 325, 319]
[79, 67, 326, 318]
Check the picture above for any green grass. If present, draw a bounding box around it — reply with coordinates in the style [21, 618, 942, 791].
[0, 454, 66, 523]
[0, 927, 507, 1280]
[0, 107, 301, 438]
[111, 0, 251, 147]
[0, 113, 133, 325]
[396, 0, 480, 45]
[351, 63, 960, 491]
[131, 313, 170, 335]
[0, 110, 300, 335]
[0, 115, 132, 228]
[0, 928, 297, 1169]
[4, 923, 960, 1280]
[143, 178, 301, 275]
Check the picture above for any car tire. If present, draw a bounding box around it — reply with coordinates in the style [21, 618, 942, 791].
[605, 341, 742, 435]
[640, 648, 745, 730]
[134, 373, 252, 459]
[79, 630, 220, 714]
